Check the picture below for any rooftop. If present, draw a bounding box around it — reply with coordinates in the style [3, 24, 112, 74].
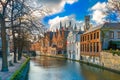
[83, 23, 120, 34]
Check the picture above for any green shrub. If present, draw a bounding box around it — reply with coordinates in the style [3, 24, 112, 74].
[108, 49, 120, 56]
[9, 55, 30, 80]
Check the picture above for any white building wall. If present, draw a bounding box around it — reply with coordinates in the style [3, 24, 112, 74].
[102, 29, 120, 50]
[67, 31, 81, 60]
[75, 42, 80, 60]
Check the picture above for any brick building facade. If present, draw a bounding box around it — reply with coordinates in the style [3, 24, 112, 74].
[31, 21, 72, 55]
[80, 22, 120, 64]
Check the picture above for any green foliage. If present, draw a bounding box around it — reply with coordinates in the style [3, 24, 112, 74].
[111, 50, 120, 56]
[108, 49, 120, 56]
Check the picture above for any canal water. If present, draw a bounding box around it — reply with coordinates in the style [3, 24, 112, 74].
[28, 56, 120, 80]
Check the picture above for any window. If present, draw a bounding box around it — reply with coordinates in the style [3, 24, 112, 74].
[82, 44, 83, 52]
[81, 44, 82, 51]
[90, 43, 92, 52]
[83, 44, 84, 52]
[94, 42, 95, 52]
[77, 49, 78, 55]
[94, 33, 96, 39]
[109, 31, 114, 39]
[81, 36, 82, 41]
[97, 32, 99, 39]
[91, 34, 92, 40]
[96, 42, 99, 52]
[87, 44, 89, 52]
[85, 44, 86, 52]
[83, 36, 84, 41]
[118, 32, 120, 39]
[88, 35, 89, 40]
[85, 36, 86, 41]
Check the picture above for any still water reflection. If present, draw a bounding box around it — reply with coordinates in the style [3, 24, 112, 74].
[28, 56, 120, 80]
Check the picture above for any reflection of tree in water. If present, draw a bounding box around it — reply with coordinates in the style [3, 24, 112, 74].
[31, 56, 67, 68]
[80, 63, 120, 80]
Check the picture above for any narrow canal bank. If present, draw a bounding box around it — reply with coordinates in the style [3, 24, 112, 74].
[0, 55, 30, 80]
[9, 55, 30, 80]
[28, 56, 120, 80]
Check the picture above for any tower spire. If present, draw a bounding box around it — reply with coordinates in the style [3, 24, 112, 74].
[60, 21, 62, 30]
[69, 21, 71, 27]
[74, 24, 77, 30]
[68, 20, 72, 30]
[79, 26, 82, 31]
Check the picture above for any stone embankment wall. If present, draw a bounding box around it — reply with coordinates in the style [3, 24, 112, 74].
[100, 52, 120, 71]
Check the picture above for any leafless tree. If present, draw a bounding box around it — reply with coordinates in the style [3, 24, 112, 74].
[0, 0, 46, 72]
[105, 0, 120, 21]
[0, 0, 11, 72]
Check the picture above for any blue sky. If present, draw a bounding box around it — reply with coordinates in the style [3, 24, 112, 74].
[42, 0, 108, 27]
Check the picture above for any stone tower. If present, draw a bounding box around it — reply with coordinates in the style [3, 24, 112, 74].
[84, 15, 90, 31]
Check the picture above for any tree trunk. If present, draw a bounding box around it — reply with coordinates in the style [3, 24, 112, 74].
[18, 25, 21, 60]
[0, 16, 9, 72]
[18, 42, 21, 60]
[18, 39, 24, 60]
[11, 1, 17, 63]
[19, 46, 23, 60]
[13, 41, 17, 63]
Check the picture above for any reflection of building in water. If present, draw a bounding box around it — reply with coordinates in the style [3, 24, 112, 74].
[32, 56, 67, 68]
[80, 64, 120, 80]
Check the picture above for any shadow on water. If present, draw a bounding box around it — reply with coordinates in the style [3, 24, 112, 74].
[28, 56, 120, 80]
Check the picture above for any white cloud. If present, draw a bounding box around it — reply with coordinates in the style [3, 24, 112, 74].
[92, 10, 106, 24]
[40, 0, 78, 15]
[65, 0, 78, 4]
[25, 0, 78, 20]
[89, 2, 107, 24]
[91, 2, 107, 11]
[48, 16, 70, 31]
[48, 15, 83, 31]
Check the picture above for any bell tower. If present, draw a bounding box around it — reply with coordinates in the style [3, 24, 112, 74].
[84, 15, 90, 31]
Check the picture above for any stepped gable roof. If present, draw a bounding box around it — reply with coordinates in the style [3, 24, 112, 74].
[83, 23, 120, 34]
